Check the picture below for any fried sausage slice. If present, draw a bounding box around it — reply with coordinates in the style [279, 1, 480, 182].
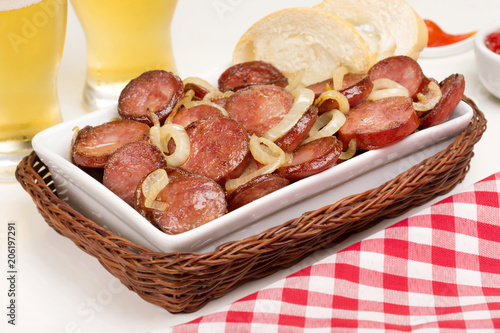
[368, 55, 425, 98]
[103, 141, 166, 206]
[275, 136, 343, 181]
[225, 84, 294, 136]
[338, 96, 420, 150]
[419, 74, 465, 129]
[170, 104, 224, 127]
[180, 115, 250, 185]
[275, 105, 318, 153]
[136, 168, 227, 235]
[71, 119, 150, 168]
[218, 60, 288, 92]
[227, 174, 290, 211]
[118, 70, 184, 126]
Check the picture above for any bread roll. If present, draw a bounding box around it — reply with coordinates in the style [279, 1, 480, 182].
[232, 7, 372, 86]
[314, 0, 428, 62]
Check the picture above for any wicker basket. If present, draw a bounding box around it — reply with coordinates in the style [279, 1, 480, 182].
[16, 96, 486, 313]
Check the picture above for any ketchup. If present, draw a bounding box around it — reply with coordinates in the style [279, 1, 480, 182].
[424, 19, 476, 47]
[485, 30, 500, 55]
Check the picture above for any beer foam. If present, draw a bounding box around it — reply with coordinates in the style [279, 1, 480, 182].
[0, 0, 44, 11]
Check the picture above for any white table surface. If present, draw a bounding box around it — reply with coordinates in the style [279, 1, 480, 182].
[2, 1, 500, 332]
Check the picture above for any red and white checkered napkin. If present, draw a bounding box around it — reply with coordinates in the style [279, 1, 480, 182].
[164, 173, 500, 332]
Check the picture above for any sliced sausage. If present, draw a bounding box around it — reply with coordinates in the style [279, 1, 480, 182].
[338, 96, 420, 150]
[218, 60, 288, 92]
[368, 55, 425, 98]
[275, 136, 343, 181]
[307, 74, 374, 113]
[170, 104, 224, 127]
[118, 70, 184, 126]
[225, 84, 294, 136]
[275, 105, 318, 153]
[103, 141, 166, 206]
[184, 82, 210, 100]
[227, 174, 290, 211]
[71, 119, 150, 168]
[136, 169, 227, 235]
[180, 115, 250, 185]
[419, 74, 465, 129]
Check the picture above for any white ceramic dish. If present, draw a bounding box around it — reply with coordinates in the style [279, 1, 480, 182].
[32, 97, 473, 253]
[420, 37, 475, 58]
[474, 19, 500, 100]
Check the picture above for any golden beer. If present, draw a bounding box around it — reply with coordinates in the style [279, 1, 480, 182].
[0, 0, 66, 180]
[71, 0, 178, 111]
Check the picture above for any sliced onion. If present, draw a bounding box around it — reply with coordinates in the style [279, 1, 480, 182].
[182, 77, 217, 93]
[249, 135, 286, 165]
[148, 111, 162, 148]
[165, 90, 196, 124]
[225, 161, 281, 192]
[339, 139, 357, 160]
[303, 109, 346, 144]
[332, 66, 349, 91]
[202, 90, 234, 103]
[314, 90, 350, 114]
[70, 126, 80, 160]
[142, 168, 169, 211]
[176, 89, 195, 109]
[225, 135, 286, 192]
[71, 126, 79, 145]
[159, 124, 190, 167]
[285, 69, 305, 92]
[413, 81, 442, 112]
[367, 78, 409, 101]
[262, 87, 315, 142]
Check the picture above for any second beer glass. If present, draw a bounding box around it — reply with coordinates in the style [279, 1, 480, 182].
[71, 0, 178, 111]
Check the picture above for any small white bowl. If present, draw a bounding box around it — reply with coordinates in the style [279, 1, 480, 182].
[420, 36, 475, 59]
[474, 19, 500, 99]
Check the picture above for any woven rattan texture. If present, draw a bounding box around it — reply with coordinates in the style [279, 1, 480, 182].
[16, 96, 487, 313]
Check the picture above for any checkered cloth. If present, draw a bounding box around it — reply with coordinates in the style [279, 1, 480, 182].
[160, 172, 500, 332]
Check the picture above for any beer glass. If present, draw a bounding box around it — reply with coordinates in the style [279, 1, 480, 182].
[71, 0, 178, 112]
[0, 0, 66, 182]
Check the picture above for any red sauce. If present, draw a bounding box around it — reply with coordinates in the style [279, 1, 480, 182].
[485, 30, 500, 54]
[424, 19, 476, 47]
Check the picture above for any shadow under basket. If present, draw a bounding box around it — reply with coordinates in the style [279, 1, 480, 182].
[16, 96, 487, 314]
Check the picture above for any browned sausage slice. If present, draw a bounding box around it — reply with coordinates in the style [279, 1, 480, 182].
[103, 141, 166, 206]
[170, 104, 224, 127]
[338, 96, 420, 150]
[225, 84, 294, 136]
[184, 82, 210, 100]
[218, 60, 288, 92]
[419, 74, 465, 129]
[368, 55, 425, 98]
[275, 105, 318, 153]
[136, 169, 227, 235]
[307, 74, 374, 113]
[118, 70, 184, 126]
[71, 119, 150, 168]
[227, 174, 290, 211]
[275, 136, 343, 181]
[180, 115, 250, 185]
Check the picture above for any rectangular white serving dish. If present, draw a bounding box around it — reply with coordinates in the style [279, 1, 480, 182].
[32, 101, 473, 253]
